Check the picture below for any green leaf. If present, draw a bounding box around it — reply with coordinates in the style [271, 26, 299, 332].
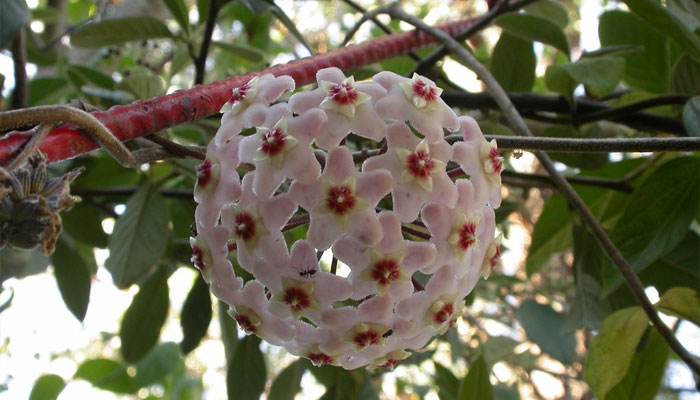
[0, 0, 30, 49]
[603, 157, 700, 294]
[317, 368, 358, 400]
[599, 11, 671, 93]
[211, 40, 265, 63]
[226, 335, 266, 400]
[482, 336, 519, 367]
[672, 55, 700, 96]
[65, 65, 115, 90]
[52, 236, 92, 321]
[682, 97, 700, 137]
[525, 0, 569, 28]
[656, 287, 700, 327]
[61, 203, 108, 248]
[584, 307, 649, 400]
[494, 14, 570, 57]
[120, 268, 170, 363]
[493, 385, 520, 400]
[567, 225, 610, 331]
[557, 56, 625, 97]
[119, 71, 167, 100]
[28, 77, 71, 106]
[545, 64, 576, 97]
[268, 359, 307, 400]
[434, 362, 459, 400]
[180, 275, 212, 354]
[29, 374, 65, 400]
[624, 0, 700, 62]
[106, 183, 169, 289]
[526, 195, 572, 276]
[70, 17, 174, 48]
[457, 356, 494, 400]
[638, 231, 700, 295]
[74, 359, 138, 394]
[239, 0, 313, 55]
[163, 0, 190, 34]
[490, 33, 536, 92]
[606, 329, 669, 400]
[134, 342, 183, 387]
[516, 299, 577, 364]
[197, 0, 210, 25]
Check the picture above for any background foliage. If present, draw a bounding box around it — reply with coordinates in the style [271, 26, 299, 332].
[0, 0, 698, 399]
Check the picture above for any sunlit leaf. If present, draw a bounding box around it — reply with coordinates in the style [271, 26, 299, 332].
[656, 287, 700, 327]
[29, 374, 65, 400]
[434, 362, 459, 400]
[212, 41, 265, 63]
[606, 329, 669, 400]
[163, 0, 191, 34]
[584, 307, 649, 400]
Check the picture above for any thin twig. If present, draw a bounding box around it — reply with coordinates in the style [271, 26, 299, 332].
[7, 123, 56, 170]
[11, 28, 28, 109]
[411, 0, 539, 76]
[145, 134, 207, 160]
[195, 0, 220, 85]
[442, 92, 687, 135]
[574, 95, 689, 125]
[401, 225, 431, 241]
[386, 4, 700, 378]
[330, 257, 338, 275]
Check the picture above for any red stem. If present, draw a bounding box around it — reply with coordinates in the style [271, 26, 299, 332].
[0, 17, 477, 166]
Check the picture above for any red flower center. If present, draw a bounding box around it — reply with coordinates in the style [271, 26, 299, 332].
[191, 245, 206, 272]
[260, 128, 287, 156]
[489, 244, 502, 271]
[370, 259, 401, 287]
[230, 83, 250, 104]
[233, 212, 256, 241]
[353, 330, 381, 349]
[307, 352, 334, 366]
[328, 82, 359, 105]
[406, 151, 435, 179]
[325, 185, 356, 216]
[488, 147, 504, 174]
[457, 221, 478, 252]
[196, 160, 212, 188]
[234, 314, 257, 334]
[379, 359, 400, 370]
[282, 287, 311, 312]
[434, 303, 454, 325]
[412, 80, 437, 103]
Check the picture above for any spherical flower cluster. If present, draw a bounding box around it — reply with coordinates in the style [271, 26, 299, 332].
[192, 68, 503, 370]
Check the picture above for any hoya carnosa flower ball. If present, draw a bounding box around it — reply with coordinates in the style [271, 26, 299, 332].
[192, 68, 504, 370]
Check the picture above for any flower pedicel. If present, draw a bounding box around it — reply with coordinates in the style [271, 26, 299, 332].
[192, 68, 504, 370]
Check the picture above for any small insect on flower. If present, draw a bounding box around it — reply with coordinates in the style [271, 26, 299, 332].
[382, 329, 394, 338]
[294, 266, 317, 279]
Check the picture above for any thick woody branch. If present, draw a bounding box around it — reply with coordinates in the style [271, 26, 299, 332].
[0, 17, 480, 166]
